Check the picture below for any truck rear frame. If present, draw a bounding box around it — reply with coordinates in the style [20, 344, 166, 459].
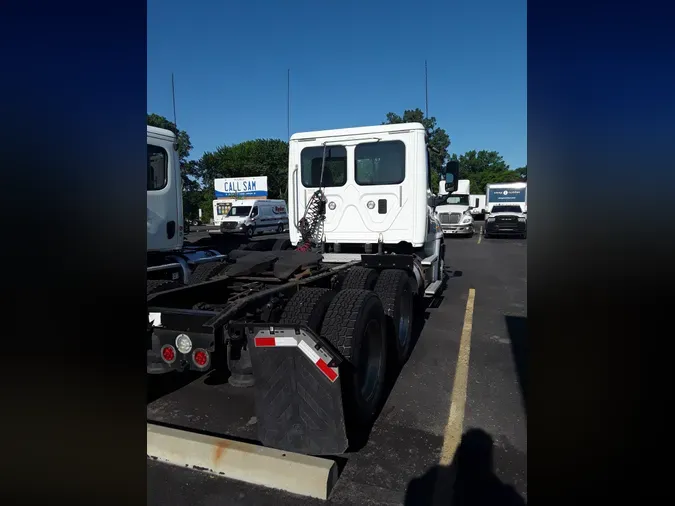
[147, 246, 435, 455]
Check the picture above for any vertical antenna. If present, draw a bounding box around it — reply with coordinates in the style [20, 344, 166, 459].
[425, 60, 429, 118]
[171, 73, 178, 130]
[171, 73, 179, 151]
[287, 68, 291, 141]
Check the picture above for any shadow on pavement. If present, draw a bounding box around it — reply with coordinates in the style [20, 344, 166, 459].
[347, 294, 432, 452]
[505, 316, 528, 418]
[404, 428, 526, 506]
[147, 370, 204, 404]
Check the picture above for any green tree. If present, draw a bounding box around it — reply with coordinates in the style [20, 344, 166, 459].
[197, 139, 290, 222]
[513, 165, 527, 181]
[448, 150, 522, 194]
[383, 108, 450, 190]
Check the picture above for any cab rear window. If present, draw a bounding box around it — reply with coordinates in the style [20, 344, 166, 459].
[355, 140, 405, 186]
[301, 146, 347, 187]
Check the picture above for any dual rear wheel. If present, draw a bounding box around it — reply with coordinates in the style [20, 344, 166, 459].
[279, 267, 415, 426]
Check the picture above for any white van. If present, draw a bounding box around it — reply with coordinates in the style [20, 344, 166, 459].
[219, 199, 288, 238]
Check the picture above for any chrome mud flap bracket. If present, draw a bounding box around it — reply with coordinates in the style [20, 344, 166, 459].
[240, 323, 349, 455]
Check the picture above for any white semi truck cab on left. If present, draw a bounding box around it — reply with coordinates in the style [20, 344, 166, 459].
[146, 125, 224, 289]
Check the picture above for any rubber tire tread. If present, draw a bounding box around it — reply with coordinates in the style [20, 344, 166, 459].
[272, 238, 292, 251]
[189, 262, 226, 285]
[320, 289, 387, 424]
[278, 288, 336, 332]
[374, 269, 414, 364]
[147, 279, 183, 295]
[341, 267, 379, 290]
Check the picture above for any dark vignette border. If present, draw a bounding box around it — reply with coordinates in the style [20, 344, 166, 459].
[0, 2, 147, 505]
[529, 0, 674, 502]
[0, 0, 673, 504]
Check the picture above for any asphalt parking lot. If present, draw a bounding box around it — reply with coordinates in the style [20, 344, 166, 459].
[148, 222, 527, 505]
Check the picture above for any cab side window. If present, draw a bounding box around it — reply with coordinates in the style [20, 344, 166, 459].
[251, 207, 259, 218]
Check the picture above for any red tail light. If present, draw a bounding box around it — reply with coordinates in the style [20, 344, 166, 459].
[192, 349, 210, 369]
[161, 345, 176, 364]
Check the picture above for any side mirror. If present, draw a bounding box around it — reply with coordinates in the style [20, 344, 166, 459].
[443, 160, 459, 192]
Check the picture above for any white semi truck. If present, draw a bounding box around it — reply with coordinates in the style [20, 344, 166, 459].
[435, 179, 475, 236]
[147, 122, 459, 455]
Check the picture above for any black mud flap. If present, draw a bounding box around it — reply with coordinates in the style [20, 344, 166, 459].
[244, 324, 349, 455]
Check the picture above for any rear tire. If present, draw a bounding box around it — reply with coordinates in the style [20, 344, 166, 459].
[321, 289, 387, 425]
[374, 269, 415, 365]
[341, 267, 379, 290]
[278, 288, 336, 332]
[188, 261, 226, 285]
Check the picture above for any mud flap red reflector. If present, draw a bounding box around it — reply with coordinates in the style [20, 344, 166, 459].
[253, 331, 339, 382]
[297, 340, 339, 383]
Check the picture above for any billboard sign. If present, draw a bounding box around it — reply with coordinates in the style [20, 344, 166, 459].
[214, 176, 268, 199]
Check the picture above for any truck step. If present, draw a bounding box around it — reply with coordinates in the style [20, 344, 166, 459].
[421, 254, 438, 266]
[424, 280, 443, 297]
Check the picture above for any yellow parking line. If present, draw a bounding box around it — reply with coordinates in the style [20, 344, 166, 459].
[439, 288, 476, 466]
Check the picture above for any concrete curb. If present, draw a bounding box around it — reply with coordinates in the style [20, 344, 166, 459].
[147, 423, 339, 500]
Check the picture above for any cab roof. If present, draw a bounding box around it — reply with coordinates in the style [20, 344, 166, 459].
[290, 122, 426, 141]
[147, 125, 176, 142]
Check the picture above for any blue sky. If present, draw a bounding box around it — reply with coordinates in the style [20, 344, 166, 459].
[148, 0, 526, 168]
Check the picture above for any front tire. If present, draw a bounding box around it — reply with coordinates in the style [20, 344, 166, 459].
[245, 226, 255, 238]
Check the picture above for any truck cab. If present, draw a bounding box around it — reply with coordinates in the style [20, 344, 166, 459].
[287, 122, 457, 296]
[146, 125, 223, 286]
[147, 125, 183, 252]
[289, 123, 436, 248]
[484, 204, 527, 239]
[435, 179, 475, 237]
